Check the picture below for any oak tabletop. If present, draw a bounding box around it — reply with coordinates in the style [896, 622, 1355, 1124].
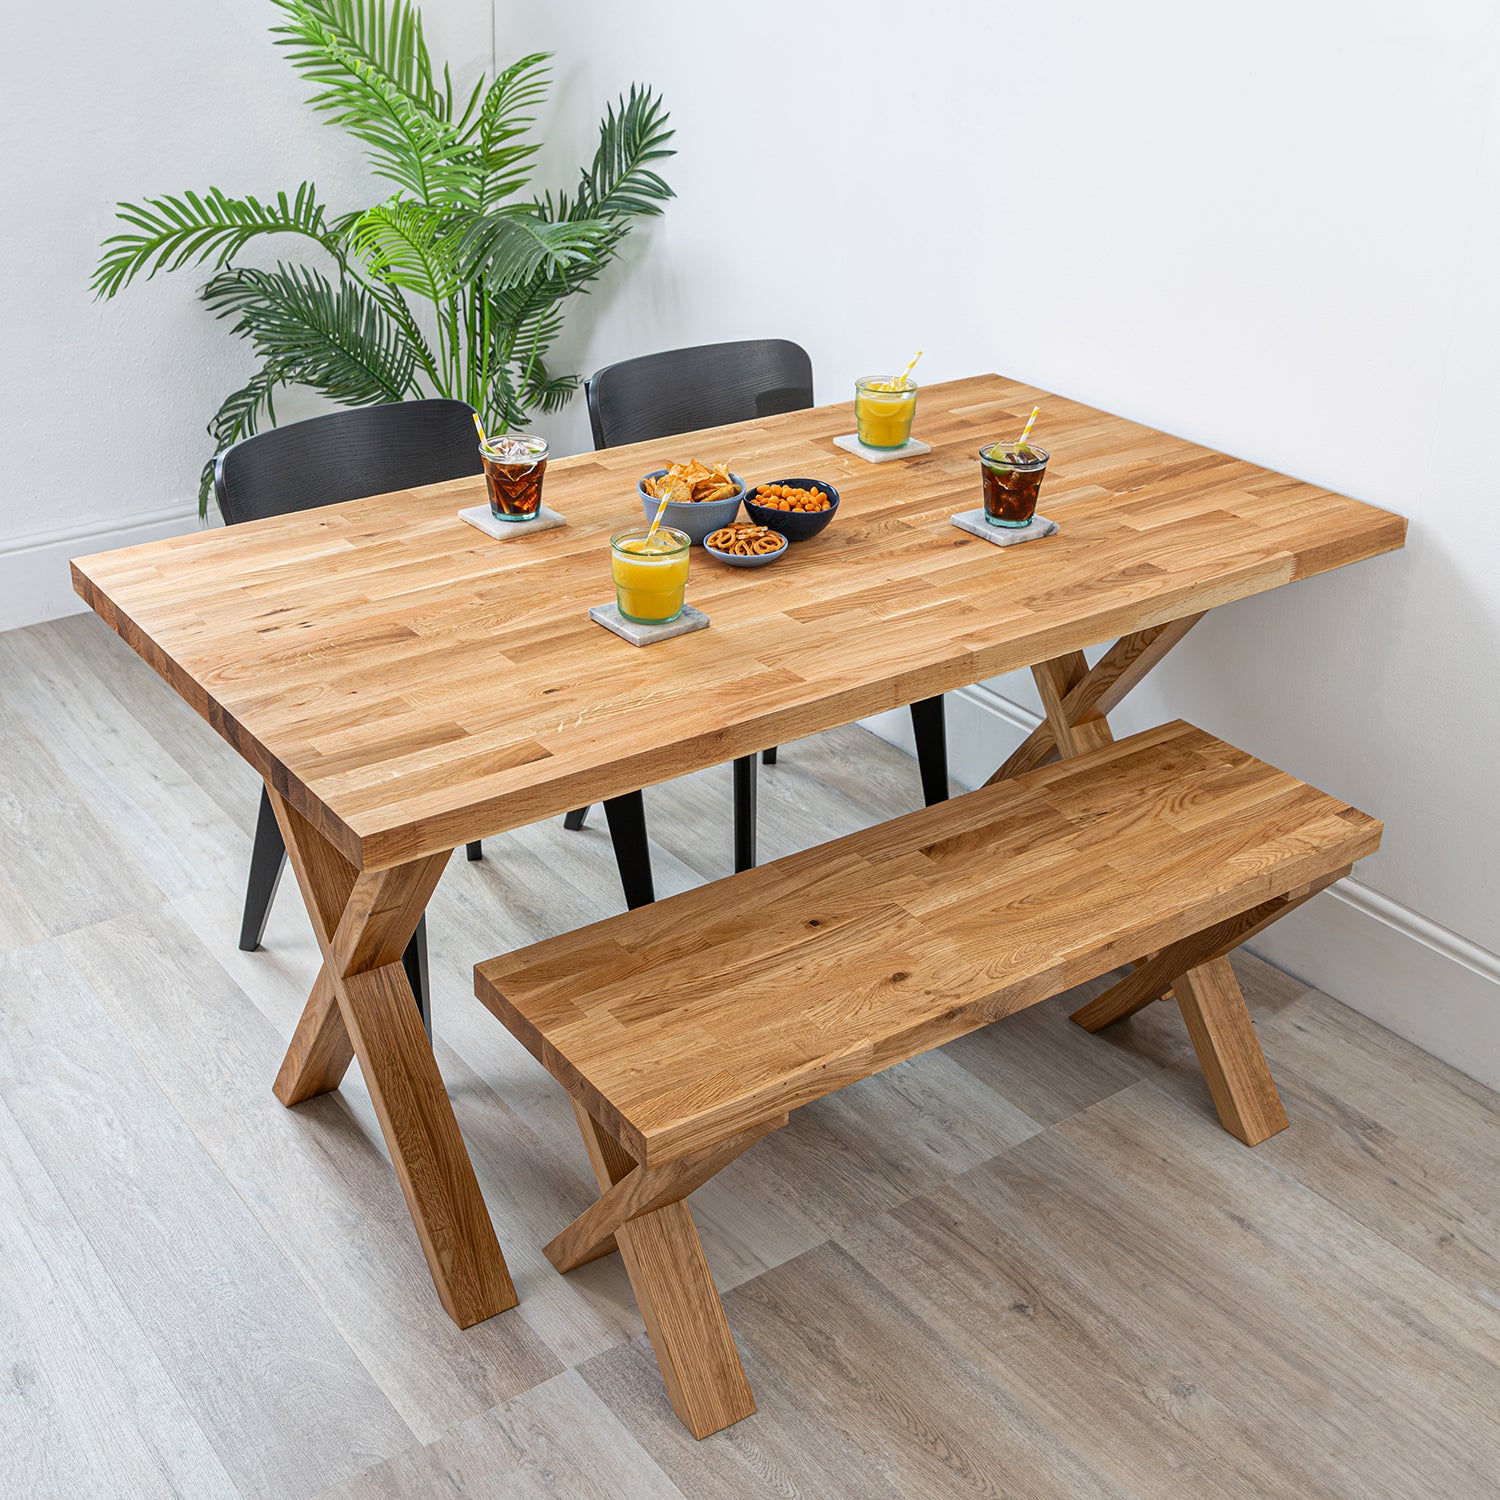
[72, 375, 1406, 871]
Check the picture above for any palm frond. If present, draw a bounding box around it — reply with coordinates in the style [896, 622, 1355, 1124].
[198, 364, 285, 514]
[454, 210, 608, 290]
[520, 366, 579, 415]
[207, 362, 283, 449]
[272, 0, 447, 116]
[550, 85, 675, 223]
[481, 359, 522, 432]
[454, 51, 551, 207]
[508, 297, 567, 364]
[92, 184, 331, 298]
[488, 85, 673, 355]
[348, 199, 456, 302]
[272, 3, 474, 203]
[201, 263, 418, 405]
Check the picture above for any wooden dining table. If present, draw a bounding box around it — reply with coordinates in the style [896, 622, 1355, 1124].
[72, 374, 1406, 1329]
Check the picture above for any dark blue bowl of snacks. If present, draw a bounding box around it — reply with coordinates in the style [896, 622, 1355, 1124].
[703, 520, 788, 568]
[742, 478, 839, 542]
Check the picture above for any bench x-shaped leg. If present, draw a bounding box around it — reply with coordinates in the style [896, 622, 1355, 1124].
[566, 1102, 782, 1439]
[267, 788, 517, 1328]
[1070, 869, 1349, 1144]
[985, 612, 1306, 1149]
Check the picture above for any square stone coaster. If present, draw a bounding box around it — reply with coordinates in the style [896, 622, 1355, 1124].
[833, 433, 932, 463]
[950, 509, 1059, 546]
[589, 601, 711, 646]
[459, 503, 566, 539]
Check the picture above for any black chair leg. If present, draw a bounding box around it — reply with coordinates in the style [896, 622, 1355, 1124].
[402, 915, 432, 1040]
[466, 841, 483, 861]
[761, 746, 778, 766]
[563, 807, 590, 831]
[603, 792, 655, 909]
[733, 754, 758, 873]
[909, 694, 949, 806]
[239, 786, 287, 952]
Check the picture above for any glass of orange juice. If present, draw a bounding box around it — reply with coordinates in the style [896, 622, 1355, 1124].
[611, 526, 691, 624]
[854, 377, 918, 449]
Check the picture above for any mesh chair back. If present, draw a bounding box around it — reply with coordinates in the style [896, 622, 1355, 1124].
[213, 399, 483, 525]
[585, 339, 813, 449]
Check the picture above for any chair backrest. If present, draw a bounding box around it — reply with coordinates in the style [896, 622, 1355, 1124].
[584, 339, 814, 449]
[213, 398, 483, 525]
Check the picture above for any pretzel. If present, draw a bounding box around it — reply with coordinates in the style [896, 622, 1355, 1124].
[706, 522, 786, 557]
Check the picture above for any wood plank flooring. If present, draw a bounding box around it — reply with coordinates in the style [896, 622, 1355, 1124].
[2, 611, 1496, 1499]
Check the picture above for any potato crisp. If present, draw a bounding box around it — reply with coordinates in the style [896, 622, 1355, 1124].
[643, 460, 740, 504]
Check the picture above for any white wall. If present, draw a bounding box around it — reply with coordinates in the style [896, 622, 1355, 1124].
[0, 0, 492, 628]
[491, 0, 1500, 1086]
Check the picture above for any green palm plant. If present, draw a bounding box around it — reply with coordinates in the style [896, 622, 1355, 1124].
[92, 0, 674, 514]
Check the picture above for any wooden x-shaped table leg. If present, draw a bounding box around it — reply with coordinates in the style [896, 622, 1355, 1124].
[985, 611, 1298, 1148]
[267, 788, 517, 1328]
[986, 612, 1206, 783]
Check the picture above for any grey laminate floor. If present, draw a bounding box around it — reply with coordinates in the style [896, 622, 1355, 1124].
[2, 612, 1497, 1500]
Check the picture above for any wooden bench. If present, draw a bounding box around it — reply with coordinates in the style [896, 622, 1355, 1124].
[474, 721, 1381, 1438]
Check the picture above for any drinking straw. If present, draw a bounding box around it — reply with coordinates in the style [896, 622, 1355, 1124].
[644, 491, 672, 542]
[472, 412, 488, 445]
[1012, 406, 1040, 455]
[893, 349, 923, 388]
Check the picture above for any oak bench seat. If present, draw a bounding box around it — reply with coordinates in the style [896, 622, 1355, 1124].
[474, 720, 1381, 1437]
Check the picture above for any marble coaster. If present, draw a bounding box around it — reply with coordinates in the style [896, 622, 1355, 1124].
[459, 503, 566, 539]
[833, 433, 932, 463]
[950, 509, 1059, 546]
[589, 601, 710, 646]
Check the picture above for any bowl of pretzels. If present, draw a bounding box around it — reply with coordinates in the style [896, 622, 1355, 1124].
[702, 521, 789, 569]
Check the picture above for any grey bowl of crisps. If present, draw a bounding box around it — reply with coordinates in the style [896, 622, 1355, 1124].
[703, 526, 788, 568]
[638, 469, 744, 545]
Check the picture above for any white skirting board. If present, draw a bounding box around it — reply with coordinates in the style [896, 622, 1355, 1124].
[1, 503, 204, 634]
[862, 685, 1500, 1093]
[1249, 880, 1500, 1092]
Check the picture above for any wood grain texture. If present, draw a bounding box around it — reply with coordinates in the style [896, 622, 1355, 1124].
[830, 1080, 1500, 1500]
[339, 962, 519, 1326]
[477, 722, 1380, 1167]
[1173, 956, 1291, 1145]
[71, 375, 1406, 872]
[0, 1096, 240, 1500]
[317, 1370, 688, 1500]
[58, 905, 564, 1448]
[572, 1103, 757, 1440]
[0, 945, 412, 1496]
[1032, 650, 1115, 760]
[272, 967, 355, 1105]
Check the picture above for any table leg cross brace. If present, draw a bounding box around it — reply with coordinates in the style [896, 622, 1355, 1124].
[986, 613, 1206, 784]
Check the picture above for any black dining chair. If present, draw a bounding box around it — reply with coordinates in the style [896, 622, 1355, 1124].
[564, 338, 950, 874]
[215, 398, 652, 1030]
